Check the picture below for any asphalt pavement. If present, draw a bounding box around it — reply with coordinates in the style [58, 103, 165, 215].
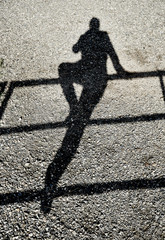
[0, 0, 165, 239]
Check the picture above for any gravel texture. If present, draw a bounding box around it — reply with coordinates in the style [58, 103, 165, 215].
[0, 0, 165, 239]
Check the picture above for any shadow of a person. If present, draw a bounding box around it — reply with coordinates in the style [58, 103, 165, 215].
[59, 17, 128, 117]
[41, 18, 129, 213]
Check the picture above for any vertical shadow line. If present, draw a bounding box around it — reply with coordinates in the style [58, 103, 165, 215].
[0, 82, 7, 96]
[0, 82, 14, 119]
[159, 74, 165, 103]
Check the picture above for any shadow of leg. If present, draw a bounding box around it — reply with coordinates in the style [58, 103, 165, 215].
[41, 72, 107, 214]
[41, 118, 86, 214]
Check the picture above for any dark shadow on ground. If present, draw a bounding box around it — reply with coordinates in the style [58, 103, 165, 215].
[0, 177, 164, 206]
[0, 71, 165, 121]
[0, 112, 165, 135]
[0, 82, 7, 96]
[40, 18, 165, 213]
[0, 18, 165, 214]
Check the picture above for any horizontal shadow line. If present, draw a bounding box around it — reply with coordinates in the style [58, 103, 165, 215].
[14, 78, 60, 87]
[0, 177, 164, 206]
[0, 121, 66, 135]
[107, 70, 165, 80]
[1, 70, 164, 120]
[0, 113, 165, 135]
[11, 70, 165, 88]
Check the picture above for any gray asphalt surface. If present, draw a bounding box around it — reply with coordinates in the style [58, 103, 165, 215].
[0, 0, 165, 239]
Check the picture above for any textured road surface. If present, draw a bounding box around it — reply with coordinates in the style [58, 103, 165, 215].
[0, 0, 165, 239]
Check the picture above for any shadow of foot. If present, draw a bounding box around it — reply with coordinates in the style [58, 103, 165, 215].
[41, 192, 53, 214]
[41, 183, 58, 214]
[40, 162, 58, 214]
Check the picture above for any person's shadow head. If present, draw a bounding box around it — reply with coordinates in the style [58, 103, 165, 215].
[89, 17, 100, 31]
[58, 17, 109, 80]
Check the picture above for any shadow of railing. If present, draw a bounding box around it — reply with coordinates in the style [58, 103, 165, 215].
[0, 177, 164, 206]
[0, 70, 165, 133]
[0, 70, 165, 210]
[1, 112, 165, 135]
